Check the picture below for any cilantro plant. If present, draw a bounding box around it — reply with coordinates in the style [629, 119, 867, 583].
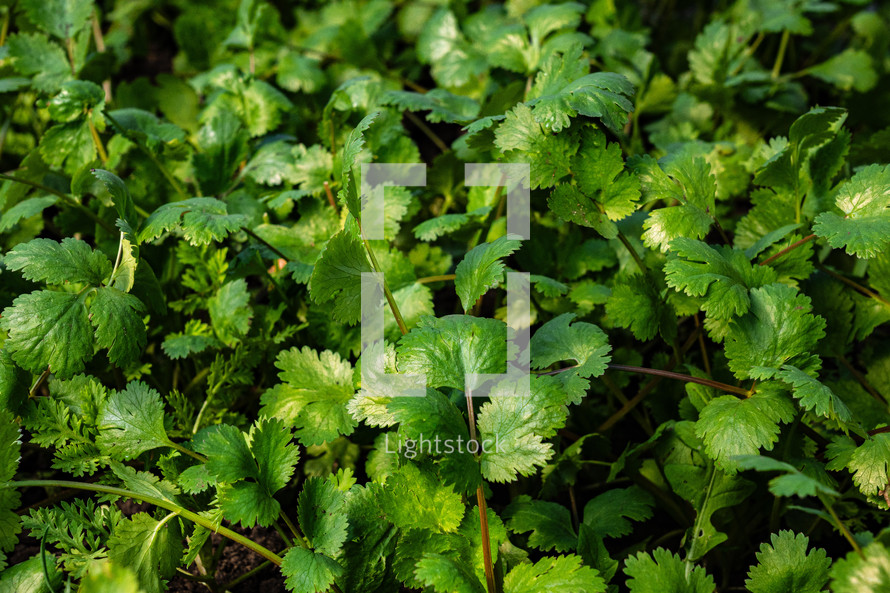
[2, 0, 890, 592]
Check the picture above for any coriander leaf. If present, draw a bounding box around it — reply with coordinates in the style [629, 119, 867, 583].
[208, 279, 253, 346]
[0, 290, 93, 378]
[624, 548, 715, 593]
[830, 542, 890, 593]
[139, 198, 249, 246]
[530, 313, 611, 404]
[548, 129, 640, 236]
[844, 432, 890, 500]
[477, 375, 567, 482]
[110, 462, 181, 505]
[77, 563, 143, 593]
[398, 315, 506, 391]
[298, 476, 348, 557]
[734, 455, 840, 498]
[775, 365, 854, 428]
[630, 154, 716, 252]
[162, 320, 220, 360]
[606, 274, 676, 343]
[6, 33, 71, 92]
[107, 512, 182, 593]
[0, 410, 22, 570]
[724, 284, 826, 380]
[695, 390, 796, 474]
[504, 496, 576, 553]
[20, 0, 92, 40]
[664, 238, 777, 319]
[96, 381, 173, 459]
[582, 486, 654, 539]
[455, 235, 521, 312]
[380, 464, 464, 533]
[340, 111, 379, 221]
[5, 238, 111, 286]
[91, 169, 138, 230]
[90, 287, 147, 368]
[809, 49, 877, 93]
[813, 164, 890, 258]
[39, 121, 96, 175]
[261, 346, 356, 446]
[0, 196, 59, 233]
[281, 546, 343, 593]
[745, 530, 831, 593]
[494, 103, 576, 189]
[308, 228, 371, 325]
[381, 90, 480, 123]
[416, 9, 487, 88]
[415, 554, 486, 593]
[504, 554, 606, 593]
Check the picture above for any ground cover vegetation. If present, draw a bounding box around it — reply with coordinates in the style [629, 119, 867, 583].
[2, 0, 890, 591]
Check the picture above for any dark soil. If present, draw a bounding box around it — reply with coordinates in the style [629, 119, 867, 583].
[168, 524, 286, 593]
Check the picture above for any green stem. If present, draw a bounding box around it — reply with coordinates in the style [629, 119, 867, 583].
[819, 265, 890, 310]
[553, 363, 753, 397]
[4, 480, 284, 565]
[416, 274, 456, 284]
[616, 230, 648, 275]
[29, 368, 51, 398]
[104, 111, 187, 199]
[822, 495, 864, 559]
[168, 440, 208, 463]
[771, 30, 790, 79]
[88, 117, 108, 164]
[242, 226, 290, 260]
[0, 173, 117, 233]
[404, 111, 449, 153]
[686, 466, 717, 574]
[361, 228, 409, 336]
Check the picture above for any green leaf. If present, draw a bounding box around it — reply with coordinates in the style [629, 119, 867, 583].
[494, 103, 576, 190]
[664, 238, 777, 320]
[6, 33, 71, 93]
[308, 228, 371, 325]
[809, 49, 877, 93]
[382, 90, 480, 123]
[745, 530, 831, 593]
[20, 0, 92, 39]
[843, 432, 890, 499]
[107, 512, 182, 593]
[0, 554, 58, 593]
[261, 346, 357, 446]
[0, 410, 22, 570]
[415, 554, 486, 593]
[548, 129, 640, 236]
[477, 375, 568, 482]
[96, 381, 173, 459]
[734, 455, 840, 498]
[5, 238, 111, 286]
[455, 235, 522, 312]
[696, 390, 796, 474]
[91, 169, 138, 229]
[380, 463, 465, 533]
[0, 196, 59, 233]
[630, 153, 716, 252]
[39, 121, 96, 175]
[208, 279, 253, 346]
[161, 320, 220, 360]
[526, 45, 634, 134]
[831, 542, 890, 593]
[90, 287, 147, 367]
[606, 274, 676, 343]
[139, 198, 249, 246]
[298, 476, 348, 556]
[398, 315, 506, 391]
[0, 290, 93, 378]
[774, 365, 854, 428]
[624, 548, 715, 593]
[504, 554, 606, 593]
[724, 283, 826, 380]
[340, 111, 379, 221]
[530, 313, 611, 404]
[416, 10, 487, 88]
[504, 496, 576, 553]
[813, 164, 890, 258]
[77, 563, 145, 593]
[582, 486, 654, 539]
[281, 546, 343, 593]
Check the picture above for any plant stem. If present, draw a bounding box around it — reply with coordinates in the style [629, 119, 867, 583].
[104, 111, 187, 199]
[0, 173, 117, 233]
[616, 230, 648, 275]
[465, 388, 498, 593]
[404, 111, 449, 153]
[606, 364, 752, 397]
[4, 480, 284, 565]
[360, 224, 409, 336]
[323, 181, 339, 215]
[416, 274, 456, 284]
[88, 118, 108, 164]
[819, 265, 890, 310]
[242, 226, 290, 261]
[771, 30, 791, 79]
[29, 368, 51, 398]
[694, 314, 711, 377]
[822, 496, 864, 559]
[91, 10, 112, 102]
[837, 355, 886, 403]
[168, 440, 208, 463]
[759, 233, 816, 266]
[597, 327, 701, 432]
[280, 510, 305, 546]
